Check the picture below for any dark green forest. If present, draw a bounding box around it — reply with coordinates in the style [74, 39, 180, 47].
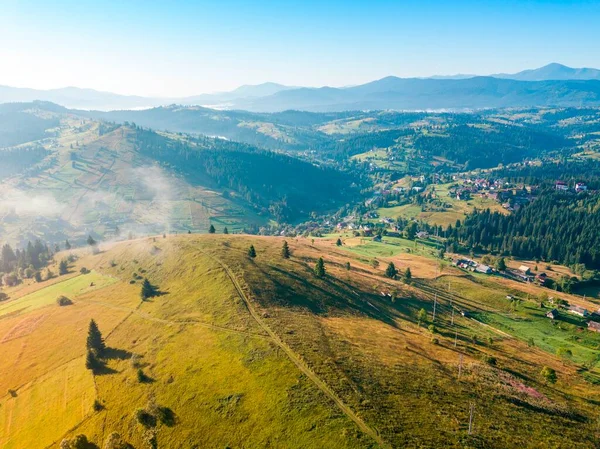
[135, 128, 360, 222]
[449, 192, 600, 268]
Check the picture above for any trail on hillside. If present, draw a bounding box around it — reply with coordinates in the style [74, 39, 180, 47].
[200, 249, 390, 449]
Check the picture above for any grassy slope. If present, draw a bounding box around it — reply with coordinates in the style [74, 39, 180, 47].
[0, 119, 266, 245]
[0, 235, 599, 448]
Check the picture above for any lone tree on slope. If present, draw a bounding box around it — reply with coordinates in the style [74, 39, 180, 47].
[85, 349, 102, 372]
[59, 259, 69, 275]
[385, 262, 398, 279]
[141, 278, 159, 300]
[87, 319, 106, 356]
[281, 241, 290, 259]
[248, 245, 257, 258]
[403, 267, 412, 283]
[208, 224, 216, 234]
[336, 238, 342, 247]
[314, 257, 326, 278]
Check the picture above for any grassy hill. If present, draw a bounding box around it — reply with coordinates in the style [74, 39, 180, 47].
[1, 234, 599, 448]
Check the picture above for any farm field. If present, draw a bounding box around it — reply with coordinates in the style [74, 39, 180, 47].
[1, 235, 599, 448]
[377, 183, 507, 227]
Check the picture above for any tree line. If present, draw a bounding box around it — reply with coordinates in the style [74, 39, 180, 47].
[447, 192, 600, 269]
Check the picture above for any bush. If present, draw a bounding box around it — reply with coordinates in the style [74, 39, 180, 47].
[93, 399, 104, 411]
[80, 267, 90, 274]
[137, 368, 149, 383]
[57, 295, 73, 306]
[0, 292, 8, 302]
[541, 366, 557, 384]
[131, 353, 142, 368]
[484, 355, 497, 366]
[134, 408, 156, 427]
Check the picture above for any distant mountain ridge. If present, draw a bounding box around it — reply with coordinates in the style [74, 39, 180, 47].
[2, 63, 600, 111]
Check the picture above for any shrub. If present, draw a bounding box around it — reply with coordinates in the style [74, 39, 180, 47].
[131, 353, 142, 368]
[80, 267, 90, 274]
[541, 366, 557, 384]
[57, 295, 73, 306]
[93, 399, 104, 411]
[137, 368, 149, 383]
[0, 292, 8, 302]
[134, 408, 156, 427]
[484, 355, 497, 366]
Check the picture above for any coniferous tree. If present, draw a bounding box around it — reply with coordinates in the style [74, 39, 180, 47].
[208, 224, 216, 234]
[403, 267, 412, 283]
[86, 349, 101, 372]
[314, 257, 326, 277]
[336, 238, 342, 247]
[223, 227, 229, 235]
[87, 235, 96, 246]
[87, 319, 106, 356]
[141, 278, 158, 300]
[248, 245, 257, 258]
[59, 259, 69, 275]
[385, 262, 398, 279]
[281, 241, 290, 259]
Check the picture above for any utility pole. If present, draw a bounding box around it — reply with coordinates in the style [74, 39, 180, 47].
[451, 308, 455, 326]
[432, 293, 437, 322]
[458, 353, 463, 378]
[468, 402, 475, 435]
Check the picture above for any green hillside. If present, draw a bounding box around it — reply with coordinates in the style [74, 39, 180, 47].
[1, 234, 599, 448]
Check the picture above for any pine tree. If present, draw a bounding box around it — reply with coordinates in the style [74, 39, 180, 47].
[495, 257, 507, 271]
[314, 257, 326, 277]
[208, 224, 216, 234]
[141, 278, 158, 300]
[86, 319, 106, 356]
[87, 235, 96, 246]
[281, 241, 290, 259]
[59, 259, 69, 275]
[248, 245, 257, 258]
[336, 238, 342, 247]
[385, 262, 398, 279]
[223, 227, 229, 235]
[403, 267, 412, 283]
[85, 349, 101, 372]
[345, 261, 351, 271]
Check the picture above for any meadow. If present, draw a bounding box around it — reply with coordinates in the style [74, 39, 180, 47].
[0, 234, 599, 448]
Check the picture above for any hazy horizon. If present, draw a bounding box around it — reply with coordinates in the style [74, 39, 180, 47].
[2, 0, 600, 97]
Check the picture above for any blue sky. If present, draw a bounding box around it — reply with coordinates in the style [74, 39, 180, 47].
[1, 0, 599, 96]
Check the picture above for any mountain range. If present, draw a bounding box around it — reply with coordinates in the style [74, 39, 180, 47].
[2, 63, 600, 112]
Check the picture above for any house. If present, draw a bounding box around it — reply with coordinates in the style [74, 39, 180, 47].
[575, 182, 588, 193]
[568, 305, 589, 317]
[546, 309, 559, 320]
[555, 181, 569, 191]
[475, 264, 492, 274]
[588, 321, 600, 333]
[518, 265, 531, 275]
[416, 231, 429, 239]
[372, 235, 382, 242]
[506, 295, 514, 300]
[535, 273, 547, 285]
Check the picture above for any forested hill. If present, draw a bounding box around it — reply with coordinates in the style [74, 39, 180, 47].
[134, 128, 360, 222]
[448, 193, 600, 269]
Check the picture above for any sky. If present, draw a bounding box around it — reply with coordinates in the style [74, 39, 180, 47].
[1, 0, 599, 97]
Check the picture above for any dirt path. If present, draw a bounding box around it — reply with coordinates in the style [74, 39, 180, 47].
[201, 250, 389, 449]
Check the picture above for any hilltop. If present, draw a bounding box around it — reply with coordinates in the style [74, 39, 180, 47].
[1, 233, 599, 448]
